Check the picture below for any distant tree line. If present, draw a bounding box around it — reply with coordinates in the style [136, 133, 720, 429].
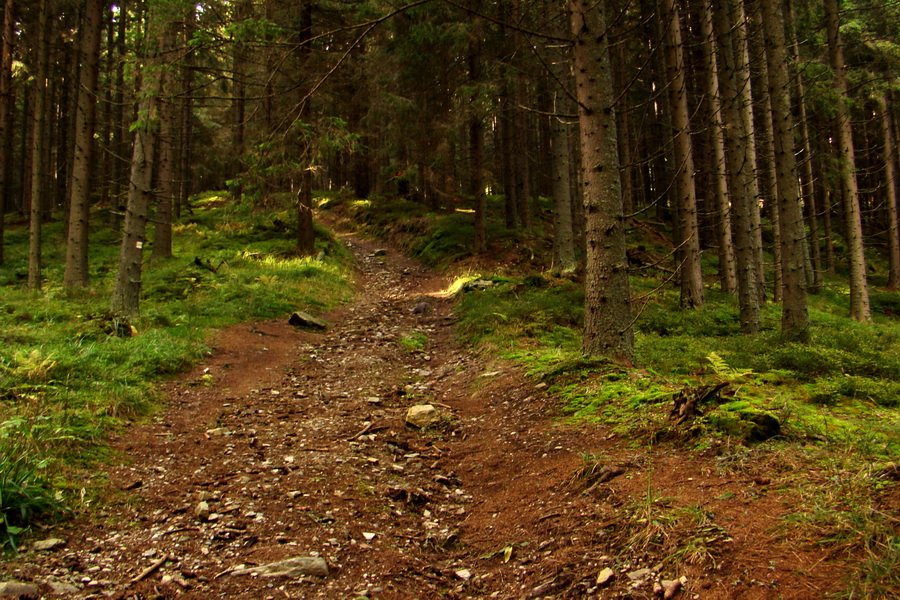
[0, 0, 898, 362]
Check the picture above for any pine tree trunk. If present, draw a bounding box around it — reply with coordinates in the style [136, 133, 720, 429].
[570, 0, 634, 364]
[468, 44, 486, 254]
[111, 4, 164, 316]
[759, 0, 810, 341]
[176, 5, 195, 217]
[550, 91, 576, 274]
[699, 0, 736, 294]
[64, 0, 105, 288]
[231, 0, 250, 201]
[152, 37, 175, 259]
[110, 0, 128, 230]
[295, 0, 315, 256]
[714, 0, 760, 333]
[661, 0, 703, 309]
[28, 0, 50, 291]
[786, 0, 821, 293]
[0, 0, 13, 265]
[879, 93, 900, 290]
[824, 0, 870, 321]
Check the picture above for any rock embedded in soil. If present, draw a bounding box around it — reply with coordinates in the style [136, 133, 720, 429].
[32, 538, 66, 551]
[405, 404, 439, 428]
[596, 567, 615, 586]
[0, 581, 40, 597]
[288, 311, 328, 330]
[230, 556, 329, 578]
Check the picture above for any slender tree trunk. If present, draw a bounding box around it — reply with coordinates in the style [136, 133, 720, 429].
[0, 0, 14, 265]
[714, 0, 760, 333]
[879, 93, 900, 290]
[661, 0, 703, 308]
[824, 0, 870, 321]
[570, 0, 634, 364]
[176, 3, 195, 217]
[110, 5, 162, 316]
[110, 0, 128, 229]
[785, 0, 821, 293]
[551, 92, 577, 275]
[295, 0, 315, 256]
[231, 0, 250, 201]
[468, 42, 486, 254]
[28, 0, 50, 291]
[513, 79, 531, 228]
[759, 0, 810, 341]
[64, 0, 105, 288]
[152, 23, 176, 259]
[699, 0, 736, 294]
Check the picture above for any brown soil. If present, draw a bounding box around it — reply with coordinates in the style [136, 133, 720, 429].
[4, 231, 856, 599]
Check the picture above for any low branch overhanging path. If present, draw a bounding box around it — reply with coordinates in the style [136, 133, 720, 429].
[6, 230, 845, 599]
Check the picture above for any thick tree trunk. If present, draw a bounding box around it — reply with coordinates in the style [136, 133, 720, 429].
[28, 0, 51, 291]
[570, 0, 634, 364]
[661, 0, 703, 309]
[64, 0, 105, 288]
[879, 93, 900, 290]
[824, 0, 870, 321]
[759, 0, 810, 341]
[699, 0, 736, 294]
[0, 0, 14, 265]
[714, 0, 760, 333]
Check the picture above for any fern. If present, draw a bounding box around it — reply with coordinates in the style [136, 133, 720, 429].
[707, 352, 754, 381]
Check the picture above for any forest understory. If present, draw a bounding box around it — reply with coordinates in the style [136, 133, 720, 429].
[1, 224, 889, 600]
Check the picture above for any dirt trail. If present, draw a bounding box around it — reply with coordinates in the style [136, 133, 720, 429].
[5, 232, 842, 599]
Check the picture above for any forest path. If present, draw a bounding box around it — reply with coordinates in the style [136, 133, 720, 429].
[6, 228, 838, 600]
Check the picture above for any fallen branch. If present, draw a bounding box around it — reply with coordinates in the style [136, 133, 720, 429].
[130, 555, 169, 584]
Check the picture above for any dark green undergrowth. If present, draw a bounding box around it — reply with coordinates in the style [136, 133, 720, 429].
[0, 192, 352, 548]
[319, 192, 553, 268]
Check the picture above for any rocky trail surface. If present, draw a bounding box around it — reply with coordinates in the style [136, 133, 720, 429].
[4, 232, 847, 599]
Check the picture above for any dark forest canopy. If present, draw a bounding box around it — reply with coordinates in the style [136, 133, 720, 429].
[0, 0, 899, 359]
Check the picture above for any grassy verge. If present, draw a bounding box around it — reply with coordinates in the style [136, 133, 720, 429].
[0, 193, 353, 548]
[454, 272, 899, 597]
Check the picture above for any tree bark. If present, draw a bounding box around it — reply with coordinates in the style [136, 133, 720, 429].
[824, 0, 870, 321]
[660, 0, 703, 308]
[28, 0, 51, 291]
[295, 0, 315, 256]
[785, 0, 821, 293]
[714, 0, 760, 333]
[110, 2, 163, 315]
[570, 0, 634, 364]
[64, 0, 105, 288]
[698, 0, 736, 294]
[152, 22, 176, 260]
[759, 0, 810, 341]
[468, 42, 486, 254]
[0, 0, 14, 265]
[879, 93, 900, 290]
